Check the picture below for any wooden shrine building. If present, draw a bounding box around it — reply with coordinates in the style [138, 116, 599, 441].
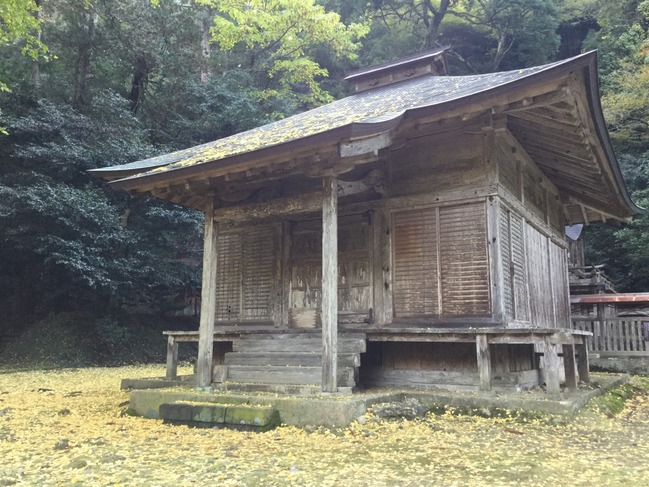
[92, 49, 640, 394]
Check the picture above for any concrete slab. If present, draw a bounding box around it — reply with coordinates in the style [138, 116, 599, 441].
[126, 373, 628, 427]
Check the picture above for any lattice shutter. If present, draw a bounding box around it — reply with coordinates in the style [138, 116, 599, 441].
[215, 225, 277, 322]
[510, 213, 529, 321]
[215, 233, 242, 321]
[392, 208, 439, 317]
[241, 226, 276, 320]
[439, 203, 490, 316]
[499, 206, 514, 319]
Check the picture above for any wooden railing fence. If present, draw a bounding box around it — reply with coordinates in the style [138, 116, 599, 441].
[572, 316, 649, 356]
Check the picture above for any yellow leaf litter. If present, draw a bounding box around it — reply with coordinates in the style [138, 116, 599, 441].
[0, 366, 648, 486]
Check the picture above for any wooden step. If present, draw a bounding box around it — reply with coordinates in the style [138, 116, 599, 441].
[212, 382, 354, 396]
[225, 365, 357, 387]
[224, 352, 360, 367]
[232, 337, 366, 354]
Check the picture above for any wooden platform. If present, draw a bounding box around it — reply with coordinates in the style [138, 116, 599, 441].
[163, 327, 591, 394]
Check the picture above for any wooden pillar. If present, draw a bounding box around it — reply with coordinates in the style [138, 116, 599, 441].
[576, 342, 590, 383]
[321, 177, 338, 393]
[486, 197, 504, 324]
[476, 334, 492, 391]
[544, 337, 561, 394]
[562, 344, 578, 390]
[196, 204, 218, 389]
[166, 336, 179, 379]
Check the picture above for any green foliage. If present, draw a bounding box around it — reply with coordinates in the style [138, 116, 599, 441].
[202, 0, 368, 105]
[454, 0, 561, 71]
[0, 311, 198, 367]
[0, 0, 46, 66]
[143, 70, 285, 147]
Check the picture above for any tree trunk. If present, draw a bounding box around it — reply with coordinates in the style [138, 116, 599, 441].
[129, 54, 150, 113]
[31, 0, 42, 88]
[424, 0, 452, 49]
[200, 6, 212, 84]
[72, 7, 99, 110]
[491, 30, 514, 72]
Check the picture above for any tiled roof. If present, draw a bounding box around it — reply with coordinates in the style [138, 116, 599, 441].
[91, 58, 569, 180]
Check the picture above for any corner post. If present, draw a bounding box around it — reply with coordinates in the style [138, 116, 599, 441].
[562, 343, 578, 390]
[322, 177, 338, 392]
[196, 202, 218, 389]
[166, 336, 179, 379]
[576, 341, 590, 383]
[544, 336, 561, 394]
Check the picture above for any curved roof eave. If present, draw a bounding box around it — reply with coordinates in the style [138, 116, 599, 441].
[102, 51, 641, 220]
[581, 53, 643, 217]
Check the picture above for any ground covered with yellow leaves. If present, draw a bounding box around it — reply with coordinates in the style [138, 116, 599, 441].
[1, 366, 648, 486]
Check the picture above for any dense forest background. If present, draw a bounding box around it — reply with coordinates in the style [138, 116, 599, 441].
[1, 0, 649, 365]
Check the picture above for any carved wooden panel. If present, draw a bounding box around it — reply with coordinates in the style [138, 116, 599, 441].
[288, 215, 372, 328]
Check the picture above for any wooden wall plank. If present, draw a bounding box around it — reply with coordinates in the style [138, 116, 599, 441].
[549, 241, 571, 329]
[525, 224, 554, 328]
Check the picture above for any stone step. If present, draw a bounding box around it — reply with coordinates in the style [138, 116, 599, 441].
[224, 365, 357, 387]
[224, 352, 360, 367]
[159, 402, 280, 431]
[232, 337, 366, 354]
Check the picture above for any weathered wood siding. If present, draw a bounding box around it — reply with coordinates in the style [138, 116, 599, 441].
[497, 204, 570, 329]
[499, 206, 531, 323]
[215, 225, 279, 322]
[389, 125, 490, 198]
[525, 224, 554, 328]
[391, 202, 490, 319]
[496, 130, 571, 329]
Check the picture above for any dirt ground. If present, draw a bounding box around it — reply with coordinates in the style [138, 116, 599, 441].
[0, 365, 648, 486]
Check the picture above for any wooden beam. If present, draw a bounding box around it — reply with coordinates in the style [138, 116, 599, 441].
[196, 204, 218, 388]
[321, 177, 338, 393]
[212, 170, 386, 223]
[339, 132, 392, 158]
[493, 88, 571, 114]
[476, 334, 492, 391]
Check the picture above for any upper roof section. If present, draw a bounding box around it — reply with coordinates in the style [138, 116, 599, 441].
[344, 47, 449, 92]
[90, 51, 641, 224]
